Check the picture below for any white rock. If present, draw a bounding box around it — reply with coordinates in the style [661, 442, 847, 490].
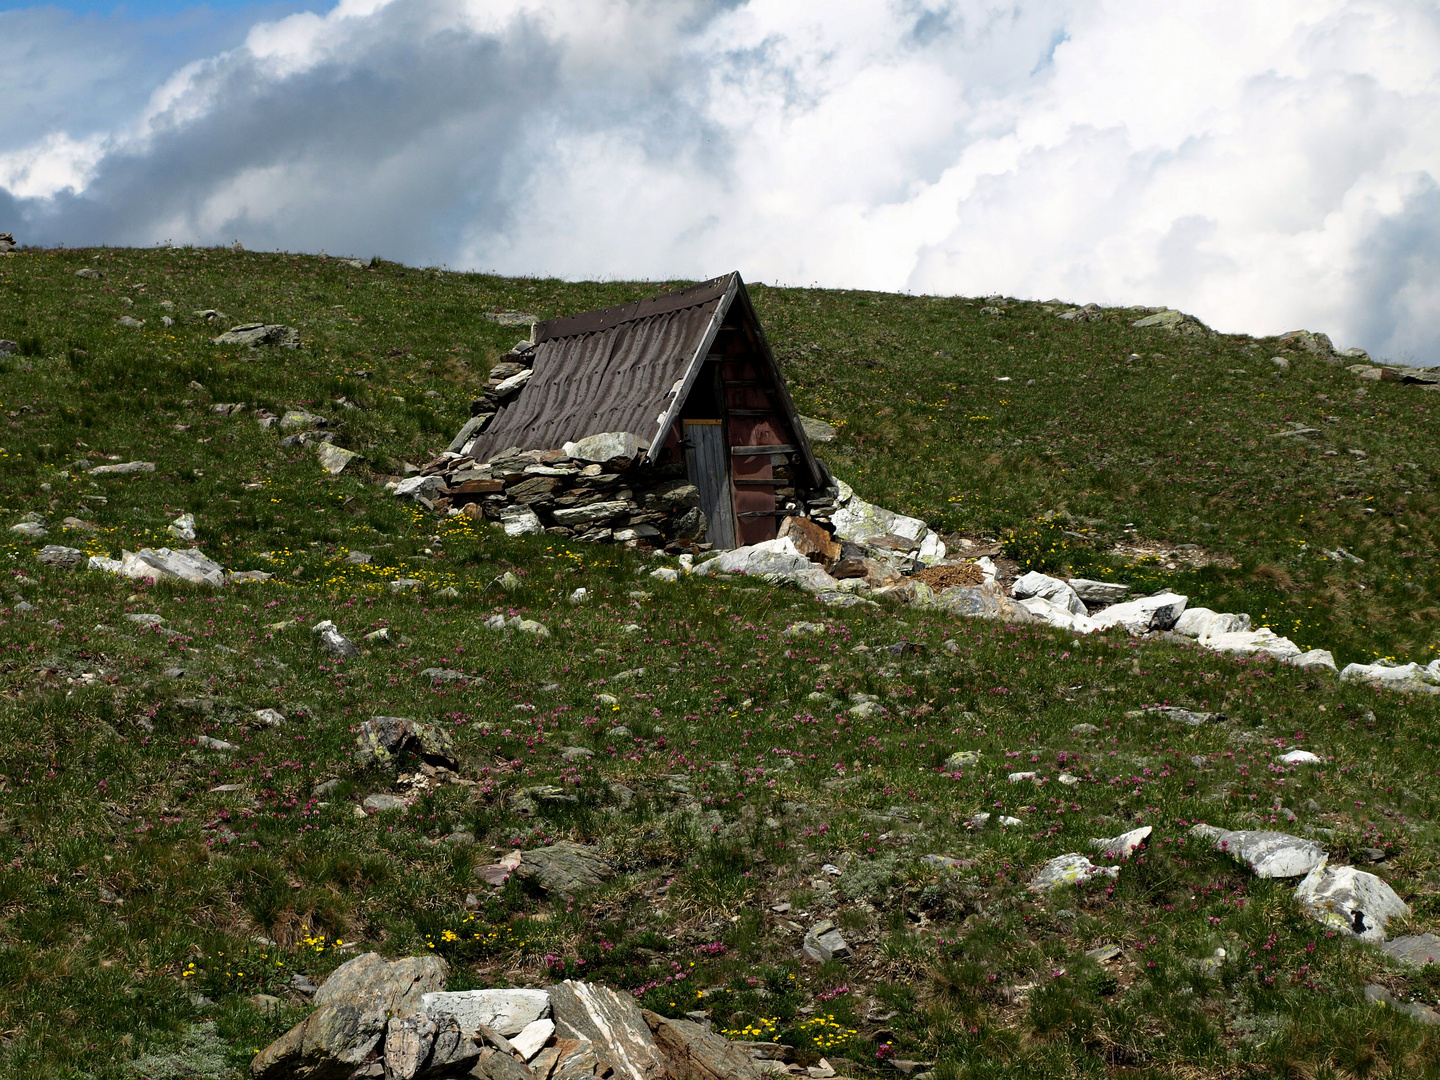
[89, 460, 155, 476]
[253, 708, 285, 727]
[1090, 825, 1152, 859]
[1031, 854, 1119, 891]
[1190, 825, 1326, 878]
[1340, 661, 1427, 684]
[1008, 771, 1037, 783]
[1202, 628, 1302, 662]
[95, 547, 226, 587]
[493, 368, 533, 397]
[1295, 861, 1409, 942]
[1174, 608, 1251, 639]
[510, 1018, 555, 1062]
[393, 475, 447, 501]
[500, 506, 544, 536]
[169, 513, 196, 542]
[197, 735, 236, 751]
[975, 556, 997, 583]
[88, 555, 124, 574]
[569, 588, 588, 604]
[1292, 648, 1338, 671]
[316, 442, 361, 474]
[998, 815, 1022, 827]
[1016, 595, 1099, 634]
[561, 431, 642, 465]
[1012, 571, 1087, 616]
[916, 531, 947, 566]
[650, 568, 678, 582]
[421, 988, 551, 1037]
[552, 501, 632, 526]
[10, 522, 47, 538]
[1068, 578, 1128, 603]
[690, 537, 840, 593]
[1089, 591, 1187, 634]
[1279, 750, 1322, 765]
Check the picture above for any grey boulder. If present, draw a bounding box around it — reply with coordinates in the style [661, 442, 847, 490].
[515, 842, 611, 896]
[1380, 933, 1440, 967]
[421, 988, 550, 1038]
[1068, 578, 1129, 604]
[1089, 591, 1187, 634]
[802, 921, 850, 962]
[550, 979, 666, 1080]
[1190, 825, 1325, 878]
[37, 545, 85, 568]
[1294, 862, 1409, 942]
[213, 323, 299, 348]
[562, 431, 643, 467]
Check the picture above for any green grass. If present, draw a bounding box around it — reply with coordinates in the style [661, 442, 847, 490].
[2, 247, 1440, 1078]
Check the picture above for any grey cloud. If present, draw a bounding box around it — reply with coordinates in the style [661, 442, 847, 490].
[1346, 175, 1440, 365]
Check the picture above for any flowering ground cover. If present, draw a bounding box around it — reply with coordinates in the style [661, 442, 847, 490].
[2, 248, 1440, 1077]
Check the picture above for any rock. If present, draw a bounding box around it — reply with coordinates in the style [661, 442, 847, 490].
[384, 1012, 482, 1079]
[472, 1046, 536, 1080]
[1295, 861, 1409, 942]
[1089, 826, 1151, 859]
[169, 513, 196, 542]
[848, 701, 885, 719]
[944, 750, 980, 769]
[1340, 661, 1433, 685]
[550, 980, 667, 1080]
[117, 315, 145, 328]
[515, 842, 611, 895]
[1008, 771, 1037, 783]
[36, 545, 84, 569]
[313, 619, 361, 659]
[127, 613, 164, 626]
[76, 267, 103, 279]
[778, 516, 841, 564]
[1189, 825, 1325, 878]
[1088, 591, 1187, 634]
[314, 951, 448, 1016]
[1150, 705, 1226, 726]
[9, 522, 47, 538]
[447, 415, 493, 454]
[552, 501, 632, 527]
[650, 567, 678, 582]
[279, 409, 327, 431]
[482, 312, 539, 328]
[251, 1002, 388, 1080]
[1030, 854, 1119, 891]
[494, 369, 533, 398]
[61, 517, 98, 532]
[1293, 649, 1338, 672]
[212, 323, 299, 348]
[394, 475, 448, 502]
[96, 547, 226, 587]
[390, 578, 424, 593]
[353, 716, 457, 770]
[1011, 571, 1087, 616]
[1202, 628, 1303, 663]
[690, 537, 839, 593]
[934, 582, 1039, 625]
[644, 1011, 764, 1080]
[421, 988, 551, 1038]
[1016, 595, 1098, 633]
[316, 443, 360, 474]
[1272, 356, 1290, 371]
[1071, 723, 1099, 735]
[1131, 309, 1208, 335]
[1279, 750, 1322, 765]
[229, 570, 273, 584]
[362, 793, 408, 813]
[253, 708, 285, 727]
[1173, 608, 1251, 639]
[344, 551, 372, 565]
[829, 480, 927, 546]
[88, 460, 156, 475]
[1067, 578, 1129, 604]
[510, 1018, 555, 1062]
[798, 416, 838, 442]
[197, 735, 236, 751]
[500, 506, 545, 536]
[1380, 934, 1440, 967]
[782, 621, 826, 639]
[483, 614, 550, 636]
[802, 921, 850, 962]
[562, 432, 644, 467]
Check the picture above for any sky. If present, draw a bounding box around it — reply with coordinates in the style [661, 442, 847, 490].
[3, 0, 1440, 363]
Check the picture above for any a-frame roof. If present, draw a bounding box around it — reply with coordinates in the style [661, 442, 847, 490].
[466, 272, 820, 484]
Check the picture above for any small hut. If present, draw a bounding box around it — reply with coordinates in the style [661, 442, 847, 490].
[446, 272, 827, 550]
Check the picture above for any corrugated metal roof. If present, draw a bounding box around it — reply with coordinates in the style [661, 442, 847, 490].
[467, 275, 734, 460]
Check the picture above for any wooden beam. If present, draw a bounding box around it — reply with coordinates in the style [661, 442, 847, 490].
[730, 444, 795, 456]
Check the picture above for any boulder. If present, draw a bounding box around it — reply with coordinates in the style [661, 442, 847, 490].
[251, 1002, 388, 1080]
[828, 480, 927, 545]
[1011, 571, 1087, 616]
[383, 1012, 482, 1080]
[421, 988, 551, 1038]
[394, 475, 448, 502]
[36, 544, 84, 568]
[494, 369, 533, 397]
[1088, 591, 1187, 634]
[500, 505, 545, 536]
[89, 460, 156, 475]
[798, 416, 837, 442]
[1173, 608, 1251, 639]
[515, 842, 611, 895]
[801, 920, 850, 962]
[1016, 595, 1098, 633]
[316, 443, 360, 474]
[9, 522, 46, 538]
[1068, 578, 1129, 604]
[1293, 648, 1338, 672]
[94, 547, 226, 587]
[1202, 628, 1303, 662]
[562, 432, 643, 467]
[1380, 934, 1440, 967]
[353, 716, 457, 770]
[1031, 854, 1119, 891]
[313, 619, 361, 659]
[777, 516, 840, 564]
[1089, 826, 1151, 859]
[690, 537, 840, 593]
[1294, 861, 1409, 942]
[644, 1011, 763, 1080]
[212, 323, 299, 348]
[1340, 661, 1432, 685]
[550, 980, 667, 1080]
[1189, 825, 1325, 878]
[447, 414, 493, 454]
[934, 582, 1039, 625]
[313, 951, 449, 1016]
[553, 501, 633, 527]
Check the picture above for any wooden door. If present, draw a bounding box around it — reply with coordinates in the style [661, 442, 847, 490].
[683, 420, 736, 549]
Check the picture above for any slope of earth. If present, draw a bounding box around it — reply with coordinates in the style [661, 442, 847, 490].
[0, 248, 1438, 1078]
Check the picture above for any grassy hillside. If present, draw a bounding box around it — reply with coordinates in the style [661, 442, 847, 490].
[1, 247, 1440, 1078]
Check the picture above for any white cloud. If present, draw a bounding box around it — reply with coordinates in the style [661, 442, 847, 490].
[4, 0, 1440, 361]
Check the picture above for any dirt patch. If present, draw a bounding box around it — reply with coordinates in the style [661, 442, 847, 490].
[1109, 539, 1237, 570]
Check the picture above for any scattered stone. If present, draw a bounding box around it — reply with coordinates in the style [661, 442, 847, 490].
[1203, 628, 1303, 663]
[197, 735, 236, 751]
[345, 551, 373, 565]
[362, 793, 409, 813]
[169, 513, 196, 542]
[645, 1011, 764, 1080]
[1011, 571, 1087, 616]
[1031, 854, 1119, 891]
[691, 537, 839, 593]
[1380, 934, 1440, 968]
[551, 979, 667, 1080]
[76, 267, 103, 279]
[228, 570, 273, 583]
[1295, 861, 1409, 942]
[353, 715, 457, 770]
[394, 475, 448, 502]
[1089, 826, 1151, 859]
[1174, 608, 1251, 639]
[390, 578, 424, 593]
[1189, 825, 1325, 878]
[1294, 649, 1338, 671]
[10, 522, 47, 538]
[515, 842, 611, 895]
[802, 921, 850, 962]
[1089, 591, 1187, 634]
[93, 547, 226, 587]
[943, 750, 980, 769]
[88, 460, 156, 475]
[483, 614, 550, 636]
[313, 619, 361, 659]
[1279, 750, 1322, 765]
[116, 315, 145, 328]
[1068, 578, 1129, 603]
[1071, 723, 1099, 735]
[561, 431, 643, 467]
[1150, 705, 1226, 726]
[1085, 944, 1122, 963]
[511, 1018, 556, 1062]
[212, 323, 300, 348]
[317, 442, 361, 474]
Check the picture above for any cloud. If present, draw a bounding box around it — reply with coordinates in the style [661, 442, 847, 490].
[4, 0, 1440, 361]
